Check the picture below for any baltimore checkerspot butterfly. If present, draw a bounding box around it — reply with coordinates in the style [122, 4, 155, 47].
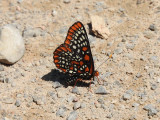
[53, 21, 99, 86]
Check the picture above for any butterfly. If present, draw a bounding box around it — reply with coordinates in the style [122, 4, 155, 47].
[53, 21, 99, 86]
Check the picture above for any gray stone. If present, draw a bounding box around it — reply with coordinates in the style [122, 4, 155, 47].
[0, 65, 4, 71]
[149, 24, 156, 31]
[17, 0, 23, 3]
[1, 117, 10, 120]
[114, 48, 123, 54]
[52, 10, 57, 17]
[23, 28, 45, 38]
[15, 100, 21, 107]
[143, 104, 158, 116]
[0, 24, 25, 64]
[101, 104, 107, 110]
[47, 91, 57, 100]
[123, 93, 131, 100]
[151, 84, 157, 90]
[52, 81, 62, 88]
[73, 102, 81, 110]
[32, 96, 46, 105]
[97, 98, 104, 104]
[56, 106, 67, 117]
[126, 43, 135, 50]
[4, 78, 12, 83]
[2, 98, 14, 104]
[72, 86, 80, 95]
[67, 111, 78, 120]
[63, 0, 70, 4]
[143, 31, 155, 39]
[137, 0, 142, 4]
[59, 27, 68, 34]
[95, 86, 108, 94]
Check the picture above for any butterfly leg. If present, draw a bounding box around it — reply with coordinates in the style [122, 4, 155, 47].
[73, 78, 82, 88]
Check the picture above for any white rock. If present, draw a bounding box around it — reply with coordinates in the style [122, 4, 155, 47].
[0, 24, 25, 64]
[90, 15, 110, 39]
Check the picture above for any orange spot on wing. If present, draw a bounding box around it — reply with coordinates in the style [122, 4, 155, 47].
[77, 22, 82, 27]
[80, 61, 83, 66]
[78, 70, 82, 73]
[71, 26, 77, 30]
[67, 35, 72, 40]
[65, 39, 71, 44]
[60, 68, 66, 72]
[85, 67, 89, 72]
[56, 64, 60, 68]
[54, 55, 59, 59]
[54, 59, 59, 63]
[60, 47, 67, 52]
[66, 47, 72, 52]
[82, 47, 88, 51]
[57, 48, 62, 52]
[70, 66, 73, 70]
[84, 55, 90, 61]
[71, 61, 79, 65]
[74, 24, 79, 29]
[69, 29, 74, 33]
[68, 32, 73, 36]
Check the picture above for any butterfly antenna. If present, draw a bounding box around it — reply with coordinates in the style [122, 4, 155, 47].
[96, 54, 112, 70]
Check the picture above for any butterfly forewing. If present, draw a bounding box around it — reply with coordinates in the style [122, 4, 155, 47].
[53, 21, 94, 83]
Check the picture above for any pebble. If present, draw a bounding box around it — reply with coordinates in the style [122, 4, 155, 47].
[97, 98, 104, 104]
[143, 104, 158, 116]
[149, 24, 156, 31]
[136, 0, 142, 4]
[73, 102, 81, 110]
[47, 91, 57, 100]
[123, 93, 131, 100]
[52, 10, 57, 17]
[114, 48, 123, 54]
[67, 111, 78, 120]
[1, 117, 10, 120]
[59, 26, 68, 34]
[56, 106, 67, 117]
[101, 104, 107, 110]
[72, 86, 80, 95]
[23, 28, 44, 38]
[95, 86, 108, 94]
[4, 78, 12, 83]
[125, 43, 135, 50]
[32, 96, 46, 105]
[157, 78, 160, 83]
[63, 0, 70, 4]
[2, 98, 14, 104]
[52, 81, 62, 88]
[15, 100, 21, 107]
[143, 31, 155, 39]
[0, 65, 4, 71]
[151, 84, 157, 90]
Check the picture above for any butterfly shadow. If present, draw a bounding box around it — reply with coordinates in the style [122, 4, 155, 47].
[41, 69, 91, 87]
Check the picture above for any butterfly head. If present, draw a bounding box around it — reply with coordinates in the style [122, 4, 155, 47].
[94, 71, 99, 77]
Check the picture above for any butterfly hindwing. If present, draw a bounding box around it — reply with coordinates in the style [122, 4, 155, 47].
[53, 21, 94, 81]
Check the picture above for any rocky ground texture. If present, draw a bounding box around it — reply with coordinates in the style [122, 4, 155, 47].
[0, 0, 160, 120]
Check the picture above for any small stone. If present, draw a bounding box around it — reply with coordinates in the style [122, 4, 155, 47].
[2, 98, 14, 104]
[47, 91, 57, 100]
[0, 65, 4, 71]
[123, 93, 131, 100]
[73, 102, 81, 110]
[52, 81, 62, 88]
[149, 24, 156, 31]
[15, 100, 21, 107]
[56, 106, 67, 117]
[52, 10, 57, 16]
[143, 104, 158, 116]
[4, 78, 12, 83]
[72, 87, 80, 95]
[95, 86, 108, 94]
[132, 103, 139, 108]
[143, 31, 155, 39]
[2, 117, 10, 120]
[114, 48, 123, 54]
[67, 111, 78, 120]
[101, 104, 107, 110]
[32, 96, 46, 105]
[151, 84, 157, 90]
[59, 26, 68, 34]
[126, 43, 135, 50]
[122, 38, 126, 42]
[97, 98, 104, 104]
[63, 0, 70, 4]
[157, 78, 160, 83]
[17, 0, 23, 3]
[137, 0, 142, 4]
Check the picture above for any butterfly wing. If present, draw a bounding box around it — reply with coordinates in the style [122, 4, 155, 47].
[53, 21, 94, 80]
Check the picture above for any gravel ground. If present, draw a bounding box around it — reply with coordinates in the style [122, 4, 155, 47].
[0, 0, 160, 119]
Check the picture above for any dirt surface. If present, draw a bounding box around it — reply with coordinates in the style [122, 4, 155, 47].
[0, 0, 160, 119]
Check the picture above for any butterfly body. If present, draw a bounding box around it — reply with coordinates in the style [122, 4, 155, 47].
[53, 21, 98, 85]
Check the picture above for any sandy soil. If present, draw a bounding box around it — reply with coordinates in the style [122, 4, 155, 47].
[0, 0, 160, 120]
